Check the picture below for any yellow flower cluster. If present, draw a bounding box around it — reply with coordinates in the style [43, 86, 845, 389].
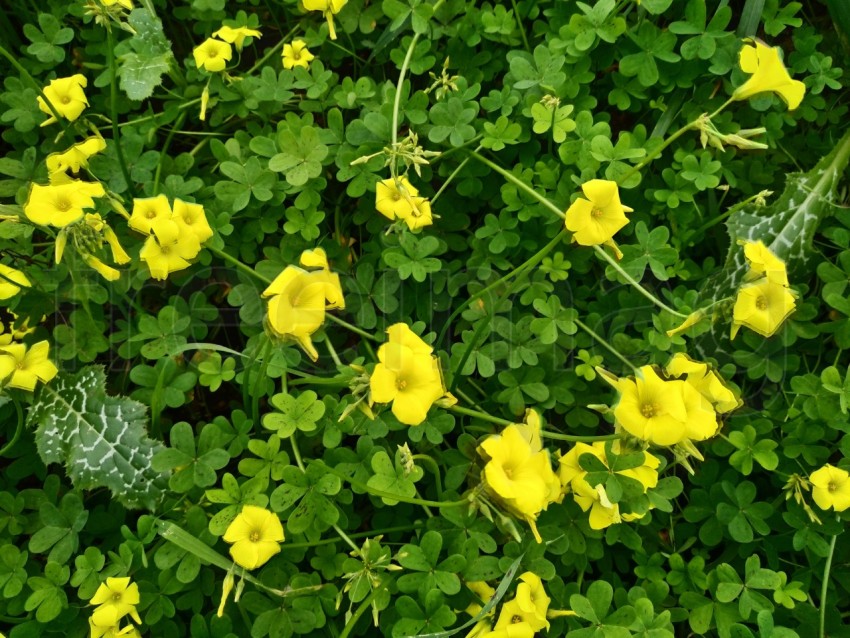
[88, 577, 142, 638]
[375, 175, 433, 231]
[194, 23, 261, 73]
[477, 412, 560, 542]
[564, 179, 632, 257]
[223, 505, 285, 569]
[733, 39, 806, 111]
[25, 180, 106, 227]
[303, 0, 348, 40]
[464, 572, 574, 638]
[602, 353, 740, 447]
[809, 464, 850, 512]
[282, 40, 315, 70]
[559, 442, 660, 530]
[731, 240, 796, 339]
[369, 323, 447, 425]
[129, 195, 212, 281]
[37, 74, 88, 127]
[262, 248, 345, 361]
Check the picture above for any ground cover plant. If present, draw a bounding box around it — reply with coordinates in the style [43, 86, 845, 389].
[1, 0, 850, 636]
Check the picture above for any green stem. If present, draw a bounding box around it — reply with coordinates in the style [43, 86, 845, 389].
[290, 435, 306, 471]
[448, 230, 568, 383]
[325, 314, 382, 342]
[339, 576, 391, 638]
[820, 521, 841, 638]
[431, 152, 475, 206]
[314, 460, 468, 508]
[390, 0, 446, 153]
[0, 43, 68, 134]
[289, 375, 350, 386]
[332, 524, 360, 554]
[592, 245, 689, 318]
[447, 404, 512, 426]
[325, 337, 342, 366]
[468, 151, 565, 219]
[0, 400, 24, 457]
[105, 26, 135, 197]
[510, 0, 531, 51]
[250, 339, 274, 427]
[412, 454, 444, 499]
[152, 110, 187, 195]
[574, 317, 638, 372]
[681, 191, 768, 245]
[118, 98, 202, 128]
[540, 430, 620, 443]
[282, 523, 425, 550]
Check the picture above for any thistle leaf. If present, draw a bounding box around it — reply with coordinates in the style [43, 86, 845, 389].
[28, 366, 168, 510]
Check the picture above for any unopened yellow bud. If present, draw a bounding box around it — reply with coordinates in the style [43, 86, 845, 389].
[217, 570, 235, 618]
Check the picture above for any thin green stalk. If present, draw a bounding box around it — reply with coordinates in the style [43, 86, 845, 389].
[574, 317, 638, 372]
[325, 314, 382, 342]
[332, 524, 360, 554]
[819, 520, 841, 638]
[250, 339, 274, 426]
[339, 576, 391, 638]
[152, 110, 187, 195]
[412, 454, 444, 498]
[540, 430, 620, 443]
[118, 98, 202, 128]
[0, 401, 24, 457]
[468, 151, 565, 219]
[449, 230, 568, 383]
[390, 0, 446, 152]
[0, 43, 68, 134]
[282, 523, 424, 550]
[681, 191, 768, 244]
[290, 435, 306, 471]
[510, 0, 531, 52]
[105, 26, 135, 197]
[592, 245, 689, 318]
[431, 153, 475, 206]
[325, 337, 342, 366]
[314, 461, 468, 508]
[447, 404, 512, 426]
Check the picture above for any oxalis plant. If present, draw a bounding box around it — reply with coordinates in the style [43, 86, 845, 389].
[1, 0, 850, 637]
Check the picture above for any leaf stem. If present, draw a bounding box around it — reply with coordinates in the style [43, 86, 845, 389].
[574, 317, 638, 373]
[820, 519, 841, 638]
[468, 150, 565, 218]
[0, 400, 24, 457]
[339, 576, 391, 638]
[105, 26, 135, 197]
[411, 454, 444, 499]
[0, 42, 68, 134]
[314, 460, 468, 508]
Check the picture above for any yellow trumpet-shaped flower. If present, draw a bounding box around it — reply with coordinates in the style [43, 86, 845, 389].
[0, 341, 58, 392]
[38, 74, 88, 126]
[302, 0, 348, 40]
[24, 181, 105, 228]
[282, 39, 315, 69]
[612, 366, 688, 446]
[46, 136, 107, 180]
[0, 264, 31, 300]
[733, 39, 805, 110]
[173, 199, 214, 244]
[809, 464, 850, 512]
[741, 240, 788, 286]
[101, 0, 133, 9]
[375, 176, 419, 220]
[222, 506, 285, 569]
[664, 353, 742, 414]
[89, 577, 141, 627]
[565, 179, 633, 248]
[370, 345, 445, 425]
[213, 25, 262, 51]
[139, 235, 194, 280]
[193, 38, 233, 73]
[731, 277, 796, 339]
[489, 598, 536, 638]
[514, 572, 551, 631]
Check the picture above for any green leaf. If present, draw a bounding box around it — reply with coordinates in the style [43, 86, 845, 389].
[117, 10, 174, 101]
[28, 366, 169, 510]
[263, 390, 326, 437]
[269, 126, 329, 186]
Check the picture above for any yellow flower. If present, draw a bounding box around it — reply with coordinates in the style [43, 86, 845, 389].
[223, 506, 285, 569]
[810, 464, 850, 512]
[89, 577, 141, 627]
[515, 408, 543, 453]
[375, 176, 419, 220]
[282, 39, 315, 69]
[401, 196, 433, 231]
[731, 278, 796, 339]
[370, 346, 445, 425]
[733, 39, 805, 110]
[565, 179, 633, 248]
[263, 250, 345, 361]
[38, 74, 88, 126]
[139, 236, 194, 280]
[173, 199, 213, 244]
[213, 25, 262, 51]
[129, 195, 176, 239]
[302, 0, 348, 40]
[0, 341, 58, 392]
[490, 598, 536, 638]
[88, 619, 140, 638]
[101, 0, 133, 9]
[24, 181, 106, 227]
[742, 240, 788, 286]
[514, 572, 550, 631]
[465, 581, 496, 616]
[193, 38, 233, 73]
[665, 353, 742, 414]
[613, 366, 688, 446]
[84, 254, 121, 281]
[0, 264, 31, 300]
[46, 136, 107, 179]
[102, 226, 131, 265]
